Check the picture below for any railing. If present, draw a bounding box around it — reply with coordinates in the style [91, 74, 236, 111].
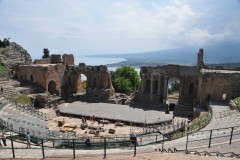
[186, 125, 240, 151]
[159, 147, 240, 159]
[0, 133, 137, 159]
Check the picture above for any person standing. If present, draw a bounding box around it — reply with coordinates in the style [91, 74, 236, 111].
[0, 131, 2, 146]
[26, 132, 31, 148]
[2, 132, 7, 146]
[85, 137, 91, 149]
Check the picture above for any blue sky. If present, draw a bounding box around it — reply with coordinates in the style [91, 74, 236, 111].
[0, 0, 240, 60]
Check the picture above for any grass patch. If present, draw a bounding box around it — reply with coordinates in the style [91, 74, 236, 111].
[234, 97, 240, 111]
[15, 94, 31, 104]
[189, 112, 210, 131]
[0, 65, 7, 78]
[0, 65, 6, 71]
[171, 131, 187, 140]
[170, 112, 211, 140]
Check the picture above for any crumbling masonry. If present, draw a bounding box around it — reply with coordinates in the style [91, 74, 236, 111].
[15, 49, 240, 109]
[16, 54, 114, 100]
[135, 49, 240, 107]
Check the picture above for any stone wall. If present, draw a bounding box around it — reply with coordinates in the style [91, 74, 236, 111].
[137, 64, 198, 106]
[34, 58, 51, 64]
[51, 54, 62, 64]
[62, 54, 74, 65]
[198, 69, 240, 103]
[17, 64, 66, 95]
[61, 64, 115, 99]
[16, 50, 240, 109]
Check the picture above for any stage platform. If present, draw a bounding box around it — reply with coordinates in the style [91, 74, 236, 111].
[58, 102, 173, 125]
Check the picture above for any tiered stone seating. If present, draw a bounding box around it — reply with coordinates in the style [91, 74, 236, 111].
[0, 80, 20, 98]
[202, 103, 240, 131]
[0, 102, 62, 139]
[158, 101, 240, 158]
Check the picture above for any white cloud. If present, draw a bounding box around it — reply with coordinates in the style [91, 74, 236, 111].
[109, 1, 195, 38]
[186, 28, 239, 45]
[0, 0, 240, 56]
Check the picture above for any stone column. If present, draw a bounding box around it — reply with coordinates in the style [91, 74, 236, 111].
[150, 74, 153, 94]
[163, 75, 168, 99]
[142, 74, 145, 94]
[158, 74, 161, 95]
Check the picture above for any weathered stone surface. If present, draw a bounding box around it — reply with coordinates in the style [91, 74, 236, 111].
[62, 123, 77, 128]
[51, 54, 62, 64]
[0, 41, 32, 68]
[88, 124, 99, 130]
[80, 123, 88, 130]
[34, 58, 51, 64]
[36, 93, 49, 103]
[229, 100, 237, 110]
[62, 54, 74, 65]
[108, 128, 116, 134]
[99, 120, 110, 124]
[115, 122, 124, 127]
[89, 130, 97, 134]
[136, 48, 240, 110]
[17, 55, 115, 100]
[15, 49, 240, 110]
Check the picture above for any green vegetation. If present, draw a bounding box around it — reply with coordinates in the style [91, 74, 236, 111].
[112, 66, 140, 94]
[0, 64, 6, 71]
[0, 38, 10, 48]
[0, 64, 7, 77]
[168, 80, 180, 95]
[82, 80, 86, 89]
[42, 48, 50, 58]
[15, 94, 31, 104]
[171, 112, 211, 140]
[189, 112, 211, 131]
[234, 97, 240, 111]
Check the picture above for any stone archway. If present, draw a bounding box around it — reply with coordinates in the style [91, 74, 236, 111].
[75, 72, 87, 94]
[48, 80, 57, 95]
[167, 77, 181, 109]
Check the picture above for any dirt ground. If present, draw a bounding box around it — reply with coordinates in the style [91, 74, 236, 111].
[40, 107, 186, 138]
[48, 116, 139, 137]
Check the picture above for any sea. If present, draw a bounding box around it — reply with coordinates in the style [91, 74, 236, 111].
[75, 56, 140, 72]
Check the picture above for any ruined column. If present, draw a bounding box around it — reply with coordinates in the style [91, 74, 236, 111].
[142, 74, 145, 94]
[158, 74, 161, 95]
[151, 74, 153, 94]
[163, 75, 168, 99]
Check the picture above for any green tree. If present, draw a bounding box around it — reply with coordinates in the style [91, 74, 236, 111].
[82, 80, 86, 89]
[112, 66, 140, 94]
[0, 38, 10, 48]
[168, 80, 180, 94]
[42, 48, 50, 58]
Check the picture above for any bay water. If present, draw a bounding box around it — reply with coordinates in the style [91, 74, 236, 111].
[75, 56, 140, 80]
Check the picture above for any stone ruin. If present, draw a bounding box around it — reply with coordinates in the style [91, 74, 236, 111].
[135, 49, 240, 110]
[15, 53, 114, 107]
[13, 49, 240, 112]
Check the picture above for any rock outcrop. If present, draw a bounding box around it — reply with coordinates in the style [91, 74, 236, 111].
[0, 41, 32, 68]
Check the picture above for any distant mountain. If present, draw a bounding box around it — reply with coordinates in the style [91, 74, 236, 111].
[88, 43, 240, 66]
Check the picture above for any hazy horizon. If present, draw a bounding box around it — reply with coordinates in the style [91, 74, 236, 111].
[1, 0, 240, 60]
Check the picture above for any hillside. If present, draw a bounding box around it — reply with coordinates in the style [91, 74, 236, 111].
[89, 42, 240, 67]
[0, 39, 31, 69]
